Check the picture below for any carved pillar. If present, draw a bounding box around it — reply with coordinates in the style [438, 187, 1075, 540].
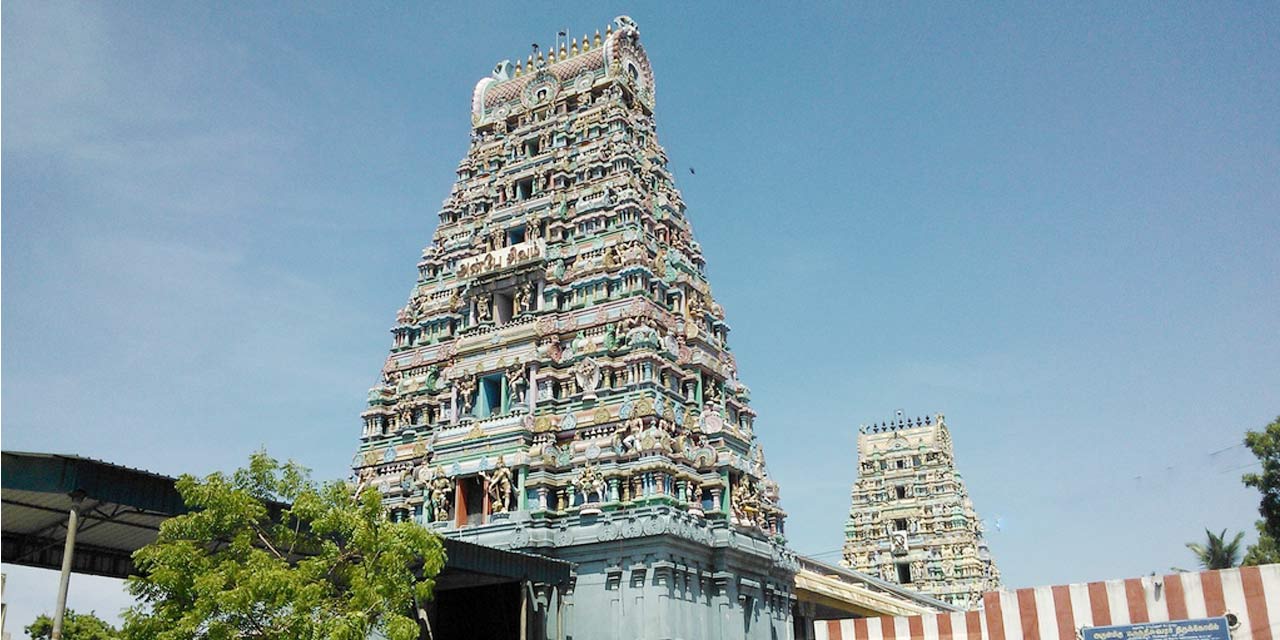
[451, 384, 459, 426]
[529, 362, 539, 413]
[454, 481, 466, 528]
[517, 467, 528, 511]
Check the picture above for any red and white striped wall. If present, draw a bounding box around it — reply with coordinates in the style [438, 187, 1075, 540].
[815, 564, 1280, 640]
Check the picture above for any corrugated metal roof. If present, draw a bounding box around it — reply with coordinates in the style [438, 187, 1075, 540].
[3, 451, 188, 515]
[2, 450, 571, 586]
[441, 537, 570, 586]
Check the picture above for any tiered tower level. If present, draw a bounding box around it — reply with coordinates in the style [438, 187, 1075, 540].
[840, 414, 1000, 608]
[353, 17, 795, 639]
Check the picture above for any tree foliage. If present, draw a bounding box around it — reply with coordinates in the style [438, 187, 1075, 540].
[122, 451, 444, 640]
[1242, 520, 1280, 566]
[1185, 528, 1244, 570]
[1242, 416, 1280, 543]
[25, 609, 120, 640]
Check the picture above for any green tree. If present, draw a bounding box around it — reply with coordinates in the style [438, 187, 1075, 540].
[1242, 520, 1279, 566]
[1242, 416, 1280, 564]
[122, 451, 444, 640]
[25, 609, 119, 640]
[1185, 528, 1244, 570]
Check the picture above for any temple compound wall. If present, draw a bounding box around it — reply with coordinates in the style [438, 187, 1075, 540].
[840, 414, 1000, 608]
[351, 16, 796, 639]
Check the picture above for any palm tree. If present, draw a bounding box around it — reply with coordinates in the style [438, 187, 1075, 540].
[1185, 529, 1245, 570]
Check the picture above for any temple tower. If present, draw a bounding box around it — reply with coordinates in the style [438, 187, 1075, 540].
[352, 17, 795, 639]
[840, 414, 1000, 607]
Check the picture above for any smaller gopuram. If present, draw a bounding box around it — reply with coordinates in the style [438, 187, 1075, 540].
[840, 413, 1000, 607]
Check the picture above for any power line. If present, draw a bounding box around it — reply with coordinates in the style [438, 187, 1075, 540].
[1219, 461, 1261, 474]
[804, 548, 845, 558]
[1207, 443, 1247, 456]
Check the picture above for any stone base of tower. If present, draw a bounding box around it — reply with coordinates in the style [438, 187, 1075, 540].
[439, 505, 798, 640]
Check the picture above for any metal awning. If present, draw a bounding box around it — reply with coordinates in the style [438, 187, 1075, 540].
[2, 451, 185, 578]
[437, 538, 570, 589]
[1, 450, 570, 587]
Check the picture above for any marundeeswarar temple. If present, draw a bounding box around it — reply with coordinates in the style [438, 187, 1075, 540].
[353, 16, 797, 640]
[840, 414, 1001, 607]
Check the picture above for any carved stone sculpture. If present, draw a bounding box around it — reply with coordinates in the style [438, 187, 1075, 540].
[457, 375, 476, 414]
[507, 364, 527, 406]
[576, 461, 607, 511]
[575, 357, 602, 400]
[513, 282, 534, 314]
[731, 478, 761, 528]
[483, 456, 514, 514]
[474, 294, 493, 323]
[429, 468, 454, 523]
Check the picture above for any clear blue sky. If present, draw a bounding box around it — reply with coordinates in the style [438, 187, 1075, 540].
[3, 1, 1278, 632]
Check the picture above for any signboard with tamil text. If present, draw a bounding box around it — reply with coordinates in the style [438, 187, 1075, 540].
[1082, 617, 1231, 640]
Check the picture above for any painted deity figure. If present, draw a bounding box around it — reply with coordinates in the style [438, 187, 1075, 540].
[880, 563, 896, 582]
[414, 463, 433, 488]
[652, 247, 666, 275]
[506, 364, 527, 405]
[703, 381, 720, 408]
[613, 416, 643, 453]
[536, 335, 563, 364]
[672, 429, 689, 458]
[429, 468, 454, 523]
[686, 294, 704, 320]
[576, 461, 606, 504]
[603, 245, 621, 269]
[397, 397, 416, 429]
[457, 376, 477, 414]
[731, 478, 761, 527]
[474, 294, 493, 323]
[410, 291, 431, 322]
[574, 357, 602, 397]
[512, 282, 533, 314]
[397, 305, 414, 326]
[751, 447, 766, 478]
[482, 456, 514, 514]
[354, 467, 376, 494]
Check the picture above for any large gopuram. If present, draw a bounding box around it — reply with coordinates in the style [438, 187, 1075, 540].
[840, 414, 1000, 608]
[352, 17, 797, 639]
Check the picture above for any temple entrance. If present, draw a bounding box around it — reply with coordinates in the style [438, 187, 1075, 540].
[456, 476, 486, 527]
[429, 581, 521, 640]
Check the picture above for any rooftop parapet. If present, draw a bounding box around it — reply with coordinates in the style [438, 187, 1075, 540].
[471, 16, 654, 127]
[857, 413, 945, 435]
